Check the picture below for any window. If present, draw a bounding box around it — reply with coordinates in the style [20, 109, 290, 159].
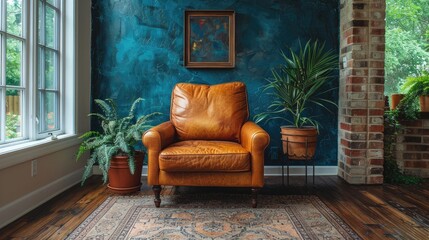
[1, 0, 25, 143]
[0, 0, 68, 147]
[37, 0, 60, 133]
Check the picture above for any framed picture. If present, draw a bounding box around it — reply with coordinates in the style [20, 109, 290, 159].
[184, 10, 235, 68]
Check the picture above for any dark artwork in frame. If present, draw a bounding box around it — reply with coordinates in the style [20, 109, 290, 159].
[184, 10, 235, 68]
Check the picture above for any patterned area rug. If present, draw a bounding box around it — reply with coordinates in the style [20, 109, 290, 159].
[67, 194, 361, 239]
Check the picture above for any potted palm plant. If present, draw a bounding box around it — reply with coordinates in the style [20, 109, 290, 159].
[255, 40, 337, 160]
[76, 98, 159, 194]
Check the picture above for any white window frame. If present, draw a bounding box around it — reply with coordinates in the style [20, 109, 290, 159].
[36, 0, 63, 138]
[0, 0, 77, 168]
[0, 0, 27, 144]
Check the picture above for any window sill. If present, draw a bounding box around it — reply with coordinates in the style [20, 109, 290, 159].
[0, 134, 82, 170]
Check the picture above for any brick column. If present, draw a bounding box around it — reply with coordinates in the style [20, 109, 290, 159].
[338, 0, 386, 184]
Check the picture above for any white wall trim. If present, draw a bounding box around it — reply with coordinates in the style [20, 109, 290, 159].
[263, 165, 338, 176]
[0, 168, 84, 229]
[93, 165, 339, 176]
[0, 134, 81, 170]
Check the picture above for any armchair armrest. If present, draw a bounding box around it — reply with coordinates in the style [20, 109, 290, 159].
[142, 121, 176, 185]
[143, 121, 176, 151]
[240, 121, 270, 187]
[241, 121, 270, 152]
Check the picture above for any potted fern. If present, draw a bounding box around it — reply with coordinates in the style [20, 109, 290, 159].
[255, 40, 337, 160]
[399, 73, 429, 116]
[77, 98, 159, 193]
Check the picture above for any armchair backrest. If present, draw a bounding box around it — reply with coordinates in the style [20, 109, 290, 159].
[171, 82, 249, 142]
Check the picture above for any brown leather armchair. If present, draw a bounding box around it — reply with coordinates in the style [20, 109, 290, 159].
[142, 82, 270, 207]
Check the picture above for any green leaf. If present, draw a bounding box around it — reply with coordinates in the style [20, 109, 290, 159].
[79, 131, 100, 140]
[81, 153, 97, 185]
[88, 113, 108, 122]
[128, 154, 136, 175]
[94, 99, 112, 117]
[105, 99, 118, 119]
[108, 121, 117, 134]
[115, 132, 130, 154]
[128, 98, 144, 117]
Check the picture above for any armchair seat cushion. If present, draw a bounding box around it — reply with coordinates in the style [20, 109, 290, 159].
[159, 140, 250, 172]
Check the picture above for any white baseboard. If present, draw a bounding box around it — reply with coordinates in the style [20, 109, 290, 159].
[0, 168, 84, 229]
[93, 165, 338, 176]
[263, 165, 338, 176]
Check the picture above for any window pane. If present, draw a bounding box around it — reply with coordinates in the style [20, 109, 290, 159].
[6, 0, 23, 36]
[6, 38, 22, 86]
[38, 1, 43, 44]
[45, 6, 56, 48]
[6, 89, 22, 140]
[40, 91, 58, 131]
[38, 47, 44, 88]
[45, 49, 56, 89]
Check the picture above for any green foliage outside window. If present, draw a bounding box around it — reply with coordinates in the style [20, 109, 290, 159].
[385, 0, 429, 96]
[6, 0, 22, 92]
[6, 114, 19, 139]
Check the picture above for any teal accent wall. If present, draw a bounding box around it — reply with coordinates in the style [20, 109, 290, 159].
[91, 0, 339, 165]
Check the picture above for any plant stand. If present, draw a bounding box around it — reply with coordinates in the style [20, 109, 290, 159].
[280, 137, 316, 186]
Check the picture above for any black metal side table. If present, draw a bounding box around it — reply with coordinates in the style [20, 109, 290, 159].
[280, 137, 316, 186]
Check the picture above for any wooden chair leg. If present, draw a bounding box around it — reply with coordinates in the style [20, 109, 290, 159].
[152, 185, 161, 208]
[251, 188, 260, 208]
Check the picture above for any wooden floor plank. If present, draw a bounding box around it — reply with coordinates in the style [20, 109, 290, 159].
[383, 184, 429, 211]
[315, 176, 427, 239]
[315, 177, 397, 239]
[1, 175, 428, 240]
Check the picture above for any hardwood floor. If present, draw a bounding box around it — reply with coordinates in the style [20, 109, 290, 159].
[1, 175, 429, 239]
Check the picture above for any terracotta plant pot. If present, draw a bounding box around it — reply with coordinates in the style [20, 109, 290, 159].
[281, 126, 318, 160]
[419, 95, 429, 112]
[390, 93, 405, 110]
[107, 151, 144, 194]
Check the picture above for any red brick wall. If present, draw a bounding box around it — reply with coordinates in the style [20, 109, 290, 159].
[338, 0, 386, 184]
[396, 119, 429, 178]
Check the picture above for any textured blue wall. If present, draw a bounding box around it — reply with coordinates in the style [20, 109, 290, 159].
[91, 0, 339, 165]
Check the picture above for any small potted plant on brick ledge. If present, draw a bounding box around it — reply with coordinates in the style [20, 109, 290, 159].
[396, 72, 429, 119]
[254, 40, 337, 160]
[390, 93, 405, 110]
[76, 98, 159, 194]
